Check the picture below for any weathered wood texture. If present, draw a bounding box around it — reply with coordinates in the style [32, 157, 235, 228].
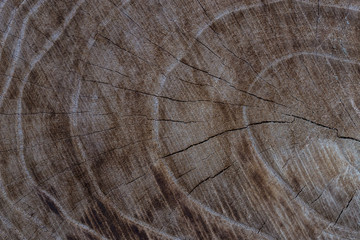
[0, 0, 360, 239]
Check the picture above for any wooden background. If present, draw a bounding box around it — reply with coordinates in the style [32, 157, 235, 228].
[0, 0, 359, 239]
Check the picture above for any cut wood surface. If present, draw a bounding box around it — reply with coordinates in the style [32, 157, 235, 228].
[0, 0, 360, 239]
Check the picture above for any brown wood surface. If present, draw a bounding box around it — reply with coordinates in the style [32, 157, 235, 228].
[0, 0, 360, 239]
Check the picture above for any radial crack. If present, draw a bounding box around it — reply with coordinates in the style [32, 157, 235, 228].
[285, 114, 360, 143]
[334, 192, 355, 225]
[163, 120, 293, 158]
[188, 165, 232, 195]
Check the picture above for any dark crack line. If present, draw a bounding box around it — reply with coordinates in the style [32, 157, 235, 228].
[105, 174, 146, 196]
[97, 24, 287, 109]
[188, 165, 232, 195]
[195, 38, 222, 59]
[126, 174, 145, 185]
[82, 79, 251, 107]
[334, 192, 355, 225]
[293, 185, 306, 200]
[258, 221, 266, 234]
[120, 114, 201, 124]
[148, 118, 201, 124]
[176, 59, 286, 107]
[285, 114, 360, 143]
[195, 0, 212, 22]
[223, 44, 280, 92]
[188, 60, 285, 108]
[110, 22, 286, 108]
[98, 34, 148, 63]
[345, 194, 355, 209]
[60, 126, 118, 140]
[82, 79, 202, 103]
[221, 44, 259, 75]
[311, 194, 322, 204]
[285, 114, 335, 130]
[282, 157, 292, 169]
[176, 167, 196, 179]
[162, 120, 293, 158]
[234, 86, 286, 107]
[79, 59, 130, 78]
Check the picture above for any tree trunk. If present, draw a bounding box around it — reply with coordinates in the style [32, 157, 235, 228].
[0, 0, 359, 239]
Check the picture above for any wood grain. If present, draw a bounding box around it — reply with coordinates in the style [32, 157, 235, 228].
[0, 0, 359, 239]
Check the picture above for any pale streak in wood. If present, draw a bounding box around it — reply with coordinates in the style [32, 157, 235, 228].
[0, 0, 359, 239]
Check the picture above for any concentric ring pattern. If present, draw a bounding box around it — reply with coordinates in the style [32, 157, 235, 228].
[0, 0, 359, 239]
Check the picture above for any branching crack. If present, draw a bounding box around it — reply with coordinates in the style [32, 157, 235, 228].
[258, 221, 266, 234]
[98, 34, 148, 63]
[98, 28, 286, 109]
[221, 44, 258, 74]
[82, 79, 206, 103]
[79, 59, 130, 78]
[311, 176, 337, 204]
[285, 114, 360, 143]
[178, 60, 286, 107]
[97, 29, 286, 109]
[82, 79, 250, 107]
